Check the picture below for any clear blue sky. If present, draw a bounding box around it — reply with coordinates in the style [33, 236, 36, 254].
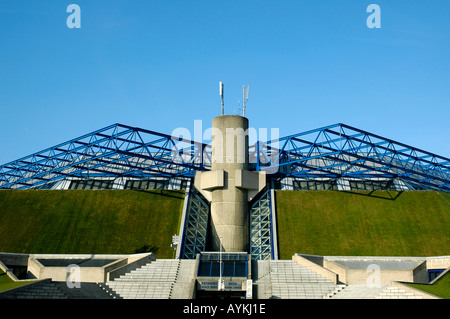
[0, 0, 449, 164]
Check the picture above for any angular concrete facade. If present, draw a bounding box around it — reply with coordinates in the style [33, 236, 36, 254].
[210, 115, 249, 252]
[195, 115, 265, 253]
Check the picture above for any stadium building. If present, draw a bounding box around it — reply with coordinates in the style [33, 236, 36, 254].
[0, 95, 449, 299]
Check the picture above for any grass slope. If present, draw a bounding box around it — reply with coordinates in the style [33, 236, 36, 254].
[276, 191, 450, 259]
[407, 272, 450, 299]
[0, 190, 184, 258]
[0, 270, 36, 292]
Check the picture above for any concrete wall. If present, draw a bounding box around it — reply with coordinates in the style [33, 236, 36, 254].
[27, 257, 127, 283]
[0, 252, 29, 267]
[413, 261, 429, 284]
[27, 258, 43, 279]
[0, 260, 19, 281]
[21, 253, 154, 283]
[322, 257, 427, 285]
[339, 266, 415, 285]
[292, 254, 338, 283]
[296, 254, 447, 285]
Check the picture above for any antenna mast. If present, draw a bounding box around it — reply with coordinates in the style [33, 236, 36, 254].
[219, 82, 224, 115]
[242, 85, 249, 117]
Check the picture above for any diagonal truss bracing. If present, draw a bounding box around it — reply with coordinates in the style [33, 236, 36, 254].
[180, 189, 210, 259]
[250, 123, 450, 193]
[1, 122, 448, 192]
[250, 190, 273, 260]
[0, 123, 211, 189]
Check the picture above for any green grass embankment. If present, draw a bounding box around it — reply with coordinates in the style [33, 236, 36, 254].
[276, 191, 450, 259]
[0, 190, 185, 258]
[0, 270, 35, 292]
[407, 272, 450, 299]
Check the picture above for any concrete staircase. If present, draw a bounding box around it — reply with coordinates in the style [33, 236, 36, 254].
[330, 284, 386, 299]
[267, 260, 341, 299]
[1, 259, 195, 300]
[1, 258, 427, 299]
[57, 282, 115, 299]
[330, 285, 423, 299]
[376, 286, 423, 299]
[102, 259, 196, 299]
[0, 281, 68, 299]
[262, 260, 426, 299]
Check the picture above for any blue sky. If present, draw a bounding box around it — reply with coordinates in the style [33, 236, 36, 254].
[0, 0, 449, 164]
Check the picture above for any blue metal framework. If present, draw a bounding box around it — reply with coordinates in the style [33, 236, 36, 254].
[0, 123, 210, 189]
[250, 123, 450, 193]
[180, 189, 210, 259]
[250, 190, 273, 261]
[1, 122, 449, 192]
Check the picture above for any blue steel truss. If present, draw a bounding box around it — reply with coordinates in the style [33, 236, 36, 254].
[180, 188, 210, 259]
[1, 122, 449, 192]
[250, 190, 273, 261]
[0, 123, 211, 189]
[250, 123, 450, 193]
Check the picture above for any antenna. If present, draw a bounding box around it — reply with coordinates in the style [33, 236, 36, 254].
[242, 85, 249, 117]
[235, 100, 242, 115]
[219, 82, 224, 115]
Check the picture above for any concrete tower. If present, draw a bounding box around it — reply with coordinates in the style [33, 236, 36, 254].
[195, 115, 266, 252]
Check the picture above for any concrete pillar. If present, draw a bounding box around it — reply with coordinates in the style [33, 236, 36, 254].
[194, 115, 266, 253]
[210, 115, 249, 252]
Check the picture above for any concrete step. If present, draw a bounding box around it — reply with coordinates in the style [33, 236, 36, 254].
[104, 259, 181, 299]
[268, 260, 339, 299]
[330, 284, 423, 299]
[5, 282, 69, 299]
[331, 285, 387, 299]
[375, 286, 422, 299]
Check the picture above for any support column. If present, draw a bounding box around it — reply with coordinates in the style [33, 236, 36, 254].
[194, 115, 265, 253]
[211, 115, 249, 252]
